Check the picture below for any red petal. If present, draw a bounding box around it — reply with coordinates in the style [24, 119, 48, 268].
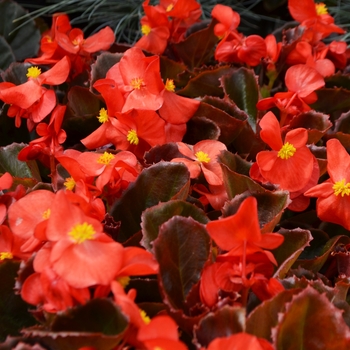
[82, 26, 115, 53]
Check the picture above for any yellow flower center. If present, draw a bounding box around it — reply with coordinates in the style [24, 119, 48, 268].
[0, 252, 13, 260]
[140, 309, 151, 324]
[117, 276, 130, 288]
[130, 77, 144, 90]
[333, 179, 350, 197]
[141, 24, 151, 36]
[97, 108, 109, 123]
[195, 151, 211, 163]
[166, 3, 174, 11]
[315, 2, 328, 15]
[68, 222, 95, 244]
[42, 208, 51, 220]
[26, 66, 41, 79]
[127, 129, 139, 145]
[165, 79, 176, 92]
[97, 152, 115, 165]
[64, 177, 76, 191]
[277, 142, 296, 160]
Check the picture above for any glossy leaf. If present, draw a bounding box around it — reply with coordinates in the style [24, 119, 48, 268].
[217, 150, 252, 176]
[273, 228, 313, 279]
[273, 286, 350, 349]
[67, 86, 101, 118]
[144, 142, 184, 165]
[110, 162, 190, 242]
[194, 306, 245, 347]
[221, 68, 259, 132]
[312, 88, 350, 115]
[153, 216, 210, 310]
[0, 261, 36, 341]
[141, 199, 209, 251]
[182, 116, 220, 143]
[0, 36, 15, 71]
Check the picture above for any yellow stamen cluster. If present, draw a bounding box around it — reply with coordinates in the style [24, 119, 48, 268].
[130, 77, 144, 90]
[127, 129, 139, 145]
[141, 24, 151, 36]
[165, 79, 176, 92]
[64, 177, 76, 191]
[97, 108, 109, 123]
[315, 2, 328, 15]
[140, 309, 151, 324]
[0, 252, 13, 260]
[166, 3, 174, 12]
[68, 222, 95, 244]
[118, 276, 130, 288]
[42, 208, 51, 220]
[195, 151, 211, 163]
[97, 152, 115, 165]
[333, 179, 350, 197]
[26, 66, 41, 79]
[277, 142, 296, 160]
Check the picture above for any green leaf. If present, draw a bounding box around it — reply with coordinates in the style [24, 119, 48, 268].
[0, 0, 40, 67]
[182, 116, 220, 143]
[141, 199, 209, 251]
[110, 162, 190, 242]
[221, 67, 259, 132]
[0, 143, 41, 181]
[217, 150, 252, 176]
[154, 216, 210, 310]
[194, 306, 245, 347]
[273, 228, 313, 279]
[170, 20, 218, 70]
[246, 288, 301, 342]
[0, 261, 37, 341]
[273, 286, 350, 350]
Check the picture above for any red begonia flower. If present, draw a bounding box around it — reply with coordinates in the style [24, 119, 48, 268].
[305, 138, 350, 230]
[206, 196, 283, 258]
[172, 140, 227, 186]
[254, 111, 315, 192]
[211, 4, 240, 38]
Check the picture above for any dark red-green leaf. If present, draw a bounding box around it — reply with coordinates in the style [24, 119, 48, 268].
[182, 116, 220, 143]
[325, 72, 350, 90]
[246, 288, 302, 342]
[273, 228, 313, 279]
[159, 55, 187, 87]
[0, 261, 37, 341]
[90, 51, 123, 88]
[0, 143, 41, 181]
[170, 20, 218, 70]
[221, 67, 259, 132]
[0, 0, 40, 68]
[153, 216, 210, 310]
[141, 200, 209, 251]
[110, 162, 190, 242]
[192, 99, 247, 145]
[221, 189, 289, 233]
[294, 235, 350, 272]
[273, 286, 350, 349]
[194, 306, 245, 347]
[177, 66, 234, 98]
[218, 150, 252, 176]
[288, 111, 332, 144]
[312, 88, 350, 115]
[144, 142, 184, 165]
[67, 86, 101, 118]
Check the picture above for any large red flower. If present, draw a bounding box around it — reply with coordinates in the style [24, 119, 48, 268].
[253, 111, 315, 192]
[305, 138, 350, 230]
